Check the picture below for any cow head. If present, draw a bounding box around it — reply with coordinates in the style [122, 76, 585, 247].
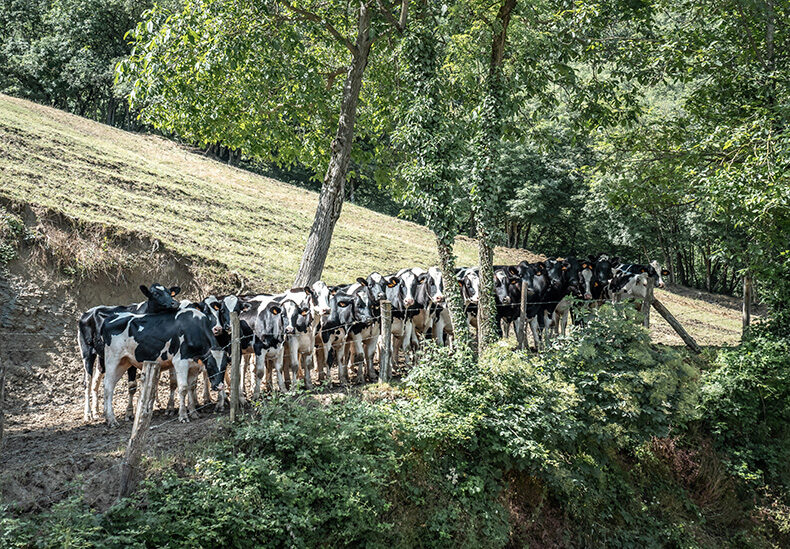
[281, 299, 311, 336]
[257, 301, 286, 347]
[578, 260, 594, 300]
[197, 296, 223, 336]
[139, 283, 180, 311]
[328, 290, 356, 329]
[494, 269, 511, 305]
[216, 294, 251, 334]
[427, 267, 445, 304]
[350, 284, 376, 326]
[459, 268, 480, 305]
[650, 260, 667, 288]
[310, 281, 332, 316]
[366, 272, 388, 302]
[397, 268, 421, 308]
[546, 259, 565, 291]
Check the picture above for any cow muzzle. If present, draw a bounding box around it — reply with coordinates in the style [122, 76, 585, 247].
[658, 282, 665, 288]
[285, 326, 295, 335]
[584, 293, 592, 300]
[404, 298, 414, 307]
[212, 326, 222, 336]
[434, 294, 445, 303]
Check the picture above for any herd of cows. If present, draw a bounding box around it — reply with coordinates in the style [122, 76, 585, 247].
[77, 254, 669, 426]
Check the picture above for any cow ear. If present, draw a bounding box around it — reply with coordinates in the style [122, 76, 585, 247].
[508, 266, 518, 276]
[418, 274, 427, 284]
[139, 285, 152, 299]
[458, 279, 463, 286]
[356, 277, 367, 286]
[169, 286, 181, 297]
[386, 276, 400, 288]
[537, 262, 546, 269]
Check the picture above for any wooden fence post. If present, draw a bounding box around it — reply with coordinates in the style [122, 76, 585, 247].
[0, 357, 5, 453]
[119, 360, 160, 499]
[742, 274, 752, 335]
[643, 283, 654, 328]
[379, 300, 392, 383]
[519, 280, 528, 350]
[651, 299, 702, 354]
[229, 310, 241, 422]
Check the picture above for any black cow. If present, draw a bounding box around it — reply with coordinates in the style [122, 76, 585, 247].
[247, 296, 287, 397]
[317, 288, 357, 384]
[615, 260, 669, 288]
[100, 305, 222, 426]
[78, 283, 181, 422]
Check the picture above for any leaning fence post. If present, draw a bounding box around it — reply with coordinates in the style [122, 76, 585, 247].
[379, 300, 393, 383]
[519, 280, 528, 350]
[643, 282, 654, 328]
[119, 360, 160, 499]
[230, 310, 241, 422]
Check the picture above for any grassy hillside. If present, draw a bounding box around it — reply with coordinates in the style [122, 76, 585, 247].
[0, 94, 535, 290]
[0, 94, 747, 346]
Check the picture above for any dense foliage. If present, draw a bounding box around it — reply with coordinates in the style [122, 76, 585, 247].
[14, 307, 775, 547]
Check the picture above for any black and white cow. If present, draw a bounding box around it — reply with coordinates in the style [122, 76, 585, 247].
[457, 267, 480, 328]
[317, 287, 357, 384]
[78, 283, 181, 422]
[425, 266, 453, 346]
[100, 305, 223, 426]
[247, 295, 288, 397]
[591, 254, 619, 303]
[343, 279, 380, 383]
[610, 271, 652, 303]
[280, 293, 316, 389]
[494, 266, 522, 338]
[615, 260, 668, 289]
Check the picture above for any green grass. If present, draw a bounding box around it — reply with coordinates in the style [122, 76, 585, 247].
[0, 94, 745, 346]
[0, 94, 536, 290]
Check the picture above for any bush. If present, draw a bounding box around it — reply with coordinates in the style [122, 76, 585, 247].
[700, 329, 790, 489]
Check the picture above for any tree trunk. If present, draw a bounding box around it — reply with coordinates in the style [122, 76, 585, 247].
[742, 274, 752, 336]
[436, 237, 473, 353]
[476, 229, 497, 349]
[294, 4, 372, 286]
[472, 0, 517, 354]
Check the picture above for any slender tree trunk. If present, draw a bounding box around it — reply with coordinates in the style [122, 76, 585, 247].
[742, 273, 752, 336]
[437, 237, 473, 353]
[294, 4, 372, 286]
[472, 0, 517, 353]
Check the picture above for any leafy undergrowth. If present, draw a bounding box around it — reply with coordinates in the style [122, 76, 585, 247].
[4, 306, 785, 548]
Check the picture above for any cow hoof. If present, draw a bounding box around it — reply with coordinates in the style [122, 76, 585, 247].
[179, 416, 190, 423]
[106, 419, 119, 428]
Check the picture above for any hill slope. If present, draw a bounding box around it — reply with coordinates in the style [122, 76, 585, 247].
[0, 94, 536, 290]
[0, 93, 748, 347]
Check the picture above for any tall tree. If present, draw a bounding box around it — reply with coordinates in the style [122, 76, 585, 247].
[120, 0, 408, 285]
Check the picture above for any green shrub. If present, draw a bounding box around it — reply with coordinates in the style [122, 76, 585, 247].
[701, 330, 790, 489]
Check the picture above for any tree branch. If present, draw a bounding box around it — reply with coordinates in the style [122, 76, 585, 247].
[278, 0, 358, 55]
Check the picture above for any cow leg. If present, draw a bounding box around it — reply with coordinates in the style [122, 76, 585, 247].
[561, 309, 570, 336]
[171, 359, 191, 423]
[90, 367, 103, 420]
[102, 358, 126, 428]
[239, 353, 251, 404]
[253, 352, 265, 400]
[365, 332, 378, 381]
[187, 369, 201, 419]
[336, 339, 349, 385]
[273, 349, 288, 393]
[80, 341, 97, 421]
[201, 368, 212, 405]
[124, 368, 138, 421]
[353, 334, 366, 384]
[302, 351, 314, 390]
[166, 368, 177, 415]
[529, 317, 541, 352]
